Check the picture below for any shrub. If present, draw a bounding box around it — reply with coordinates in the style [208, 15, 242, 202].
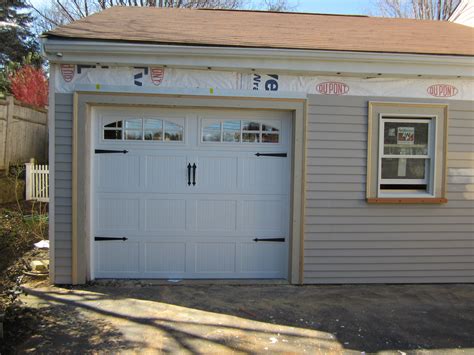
[9, 65, 48, 108]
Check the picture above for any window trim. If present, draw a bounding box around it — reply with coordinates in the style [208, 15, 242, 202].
[366, 102, 448, 204]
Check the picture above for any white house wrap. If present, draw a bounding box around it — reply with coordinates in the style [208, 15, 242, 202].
[56, 65, 473, 101]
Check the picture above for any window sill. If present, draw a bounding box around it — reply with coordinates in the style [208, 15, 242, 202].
[367, 197, 448, 204]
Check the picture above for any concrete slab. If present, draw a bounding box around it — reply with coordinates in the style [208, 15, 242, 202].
[18, 283, 474, 354]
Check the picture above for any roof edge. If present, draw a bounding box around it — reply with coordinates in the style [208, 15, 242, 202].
[42, 38, 474, 79]
[42, 35, 474, 58]
[195, 8, 369, 18]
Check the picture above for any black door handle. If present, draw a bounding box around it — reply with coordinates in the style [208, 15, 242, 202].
[192, 163, 197, 186]
[187, 163, 191, 186]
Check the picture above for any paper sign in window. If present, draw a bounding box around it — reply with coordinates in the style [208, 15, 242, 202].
[397, 127, 415, 145]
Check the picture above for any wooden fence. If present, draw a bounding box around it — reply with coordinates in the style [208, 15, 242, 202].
[25, 161, 49, 202]
[0, 96, 48, 171]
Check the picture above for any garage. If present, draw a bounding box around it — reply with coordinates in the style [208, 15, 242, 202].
[93, 107, 292, 279]
[44, 7, 473, 285]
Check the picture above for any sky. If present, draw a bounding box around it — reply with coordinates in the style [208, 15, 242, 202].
[294, 0, 374, 15]
[29, 0, 376, 16]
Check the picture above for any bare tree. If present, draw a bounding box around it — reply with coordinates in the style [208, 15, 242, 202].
[29, 0, 296, 34]
[255, 0, 298, 11]
[373, 0, 461, 20]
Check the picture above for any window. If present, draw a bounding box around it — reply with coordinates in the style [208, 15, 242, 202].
[103, 118, 183, 142]
[367, 102, 448, 203]
[379, 118, 433, 194]
[202, 119, 280, 144]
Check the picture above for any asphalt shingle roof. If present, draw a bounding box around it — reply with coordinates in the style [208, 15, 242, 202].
[46, 7, 474, 56]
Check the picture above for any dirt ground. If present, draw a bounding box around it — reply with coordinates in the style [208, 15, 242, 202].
[11, 282, 474, 354]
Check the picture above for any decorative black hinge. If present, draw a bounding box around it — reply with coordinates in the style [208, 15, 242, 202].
[95, 149, 128, 154]
[253, 238, 285, 242]
[255, 153, 287, 157]
[95, 237, 128, 241]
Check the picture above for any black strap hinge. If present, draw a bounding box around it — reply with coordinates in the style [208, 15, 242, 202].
[95, 149, 128, 154]
[95, 237, 128, 241]
[255, 153, 287, 157]
[253, 238, 285, 242]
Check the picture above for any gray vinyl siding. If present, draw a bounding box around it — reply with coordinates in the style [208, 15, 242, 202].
[53, 93, 73, 284]
[304, 95, 474, 284]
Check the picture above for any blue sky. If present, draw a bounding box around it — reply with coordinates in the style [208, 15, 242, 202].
[294, 0, 374, 15]
[29, 0, 376, 16]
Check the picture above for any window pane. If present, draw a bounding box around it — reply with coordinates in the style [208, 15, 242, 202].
[381, 158, 427, 179]
[144, 119, 163, 140]
[262, 133, 279, 143]
[262, 124, 279, 132]
[203, 129, 220, 142]
[144, 119, 162, 130]
[223, 131, 240, 142]
[144, 130, 162, 141]
[384, 122, 429, 155]
[104, 121, 120, 128]
[242, 121, 260, 131]
[223, 120, 241, 131]
[223, 120, 240, 142]
[104, 129, 122, 140]
[124, 119, 142, 129]
[242, 133, 260, 143]
[164, 121, 183, 141]
[124, 130, 142, 140]
[202, 122, 221, 142]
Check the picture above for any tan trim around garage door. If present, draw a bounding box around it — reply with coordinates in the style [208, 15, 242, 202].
[72, 92, 307, 285]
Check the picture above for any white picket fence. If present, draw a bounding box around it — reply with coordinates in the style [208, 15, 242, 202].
[25, 161, 49, 202]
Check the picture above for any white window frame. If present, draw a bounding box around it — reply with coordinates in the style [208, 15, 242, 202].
[102, 116, 185, 143]
[200, 118, 282, 145]
[377, 114, 437, 198]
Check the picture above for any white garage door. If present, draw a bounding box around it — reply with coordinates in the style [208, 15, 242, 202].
[93, 107, 292, 279]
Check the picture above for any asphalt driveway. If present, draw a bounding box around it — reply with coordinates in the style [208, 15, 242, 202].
[16, 282, 474, 354]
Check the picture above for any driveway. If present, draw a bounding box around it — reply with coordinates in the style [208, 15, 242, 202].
[17, 282, 474, 354]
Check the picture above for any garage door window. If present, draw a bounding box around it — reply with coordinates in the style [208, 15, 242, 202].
[202, 120, 280, 143]
[103, 118, 183, 142]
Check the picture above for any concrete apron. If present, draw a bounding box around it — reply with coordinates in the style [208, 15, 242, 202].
[20, 286, 344, 354]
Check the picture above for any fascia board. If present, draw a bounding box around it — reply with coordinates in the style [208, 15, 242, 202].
[42, 39, 474, 78]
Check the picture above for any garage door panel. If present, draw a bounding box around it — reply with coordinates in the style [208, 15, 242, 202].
[241, 158, 287, 193]
[196, 200, 237, 231]
[144, 242, 186, 272]
[97, 198, 140, 231]
[145, 155, 188, 192]
[145, 199, 186, 232]
[194, 243, 236, 273]
[240, 242, 286, 273]
[242, 200, 285, 232]
[195, 156, 238, 192]
[96, 241, 140, 273]
[97, 155, 140, 191]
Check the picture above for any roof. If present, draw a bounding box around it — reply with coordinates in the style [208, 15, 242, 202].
[45, 7, 474, 56]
